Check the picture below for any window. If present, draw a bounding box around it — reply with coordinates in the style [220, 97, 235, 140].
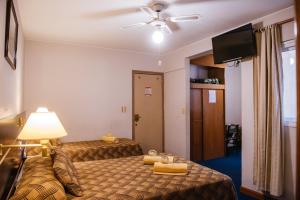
[282, 48, 296, 124]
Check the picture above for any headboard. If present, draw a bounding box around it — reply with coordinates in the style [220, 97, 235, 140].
[0, 112, 26, 200]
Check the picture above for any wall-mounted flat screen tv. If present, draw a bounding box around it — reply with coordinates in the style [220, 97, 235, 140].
[212, 23, 256, 64]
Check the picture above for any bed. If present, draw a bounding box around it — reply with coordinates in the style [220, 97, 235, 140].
[0, 113, 26, 200]
[10, 154, 237, 200]
[1, 114, 236, 200]
[26, 138, 144, 162]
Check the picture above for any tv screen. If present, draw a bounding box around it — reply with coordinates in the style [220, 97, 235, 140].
[212, 23, 256, 64]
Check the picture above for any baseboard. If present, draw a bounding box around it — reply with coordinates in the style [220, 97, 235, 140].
[240, 186, 264, 200]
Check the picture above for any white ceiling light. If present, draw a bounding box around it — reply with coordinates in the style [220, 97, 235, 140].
[152, 30, 164, 44]
[158, 60, 162, 66]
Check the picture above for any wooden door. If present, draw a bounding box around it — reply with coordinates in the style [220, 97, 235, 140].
[190, 89, 203, 161]
[133, 71, 164, 153]
[202, 89, 225, 160]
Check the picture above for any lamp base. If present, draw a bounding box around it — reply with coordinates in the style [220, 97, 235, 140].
[40, 140, 49, 157]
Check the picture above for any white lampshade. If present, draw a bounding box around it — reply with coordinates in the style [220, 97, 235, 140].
[18, 107, 67, 140]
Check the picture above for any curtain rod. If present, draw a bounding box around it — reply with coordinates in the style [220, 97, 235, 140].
[277, 18, 295, 25]
[254, 17, 294, 32]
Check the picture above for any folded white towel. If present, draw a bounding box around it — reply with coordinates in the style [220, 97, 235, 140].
[143, 155, 174, 165]
[153, 162, 188, 175]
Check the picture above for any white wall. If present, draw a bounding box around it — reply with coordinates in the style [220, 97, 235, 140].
[23, 41, 160, 142]
[164, 68, 187, 157]
[0, 0, 24, 119]
[162, 37, 212, 158]
[240, 59, 255, 191]
[225, 65, 242, 125]
[162, 6, 295, 199]
[284, 126, 296, 200]
[189, 64, 209, 79]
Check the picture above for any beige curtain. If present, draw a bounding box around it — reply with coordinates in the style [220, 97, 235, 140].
[253, 24, 284, 197]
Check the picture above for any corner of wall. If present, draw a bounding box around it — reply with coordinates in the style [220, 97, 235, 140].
[0, 0, 25, 118]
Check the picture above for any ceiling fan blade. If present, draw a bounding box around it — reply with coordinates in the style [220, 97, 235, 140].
[122, 22, 147, 29]
[84, 7, 140, 19]
[163, 25, 173, 34]
[174, 0, 220, 4]
[168, 15, 201, 22]
[161, 12, 180, 32]
[140, 6, 157, 18]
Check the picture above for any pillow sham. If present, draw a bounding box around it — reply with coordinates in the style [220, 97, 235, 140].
[52, 148, 82, 197]
[9, 157, 66, 200]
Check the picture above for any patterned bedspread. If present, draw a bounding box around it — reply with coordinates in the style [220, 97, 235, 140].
[62, 138, 143, 162]
[69, 155, 237, 200]
[26, 138, 143, 162]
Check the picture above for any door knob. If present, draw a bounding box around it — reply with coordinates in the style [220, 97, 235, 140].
[134, 114, 141, 126]
[134, 114, 141, 122]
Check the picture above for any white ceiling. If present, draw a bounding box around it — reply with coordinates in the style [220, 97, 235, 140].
[17, 0, 293, 54]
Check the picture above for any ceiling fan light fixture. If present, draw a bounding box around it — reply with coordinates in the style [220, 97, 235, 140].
[152, 30, 164, 44]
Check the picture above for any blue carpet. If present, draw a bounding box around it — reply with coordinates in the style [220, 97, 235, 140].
[197, 150, 255, 200]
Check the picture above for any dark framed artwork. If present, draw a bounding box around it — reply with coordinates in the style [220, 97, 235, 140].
[4, 0, 18, 70]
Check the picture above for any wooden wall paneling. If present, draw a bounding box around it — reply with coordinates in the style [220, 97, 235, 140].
[190, 89, 203, 161]
[191, 83, 225, 90]
[202, 89, 225, 160]
[240, 186, 264, 200]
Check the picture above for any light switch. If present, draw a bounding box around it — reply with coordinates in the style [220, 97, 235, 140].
[181, 107, 185, 115]
[121, 106, 127, 113]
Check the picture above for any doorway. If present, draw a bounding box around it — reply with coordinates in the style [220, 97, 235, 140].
[189, 53, 227, 161]
[132, 70, 164, 153]
[189, 53, 246, 200]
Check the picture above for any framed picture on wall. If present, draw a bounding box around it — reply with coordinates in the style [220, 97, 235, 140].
[4, 0, 18, 70]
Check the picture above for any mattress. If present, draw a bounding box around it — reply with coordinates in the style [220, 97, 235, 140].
[26, 138, 143, 162]
[69, 155, 237, 200]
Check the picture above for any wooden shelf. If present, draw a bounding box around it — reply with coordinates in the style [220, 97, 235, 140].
[190, 83, 225, 90]
[190, 54, 225, 69]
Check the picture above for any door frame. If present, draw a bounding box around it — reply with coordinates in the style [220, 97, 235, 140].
[132, 70, 165, 152]
[295, 1, 300, 199]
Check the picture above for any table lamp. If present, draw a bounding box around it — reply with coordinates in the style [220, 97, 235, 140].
[0, 107, 67, 157]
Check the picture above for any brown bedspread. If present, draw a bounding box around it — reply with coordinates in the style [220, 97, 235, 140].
[69, 155, 237, 200]
[26, 138, 143, 162]
[62, 138, 143, 162]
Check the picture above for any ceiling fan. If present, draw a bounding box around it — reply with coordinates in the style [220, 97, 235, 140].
[122, 2, 201, 35]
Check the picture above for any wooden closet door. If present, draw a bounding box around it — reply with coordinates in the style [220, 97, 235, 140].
[202, 89, 225, 160]
[190, 89, 203, 161]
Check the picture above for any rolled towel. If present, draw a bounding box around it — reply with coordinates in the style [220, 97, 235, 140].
[143, 155, 174, 165]
[101, 134, 117, 143]
[153, 162, 188, 175]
